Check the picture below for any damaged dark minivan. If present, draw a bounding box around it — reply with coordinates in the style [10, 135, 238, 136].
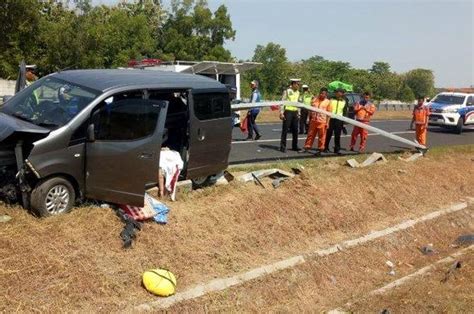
[0, 69, 232, 217]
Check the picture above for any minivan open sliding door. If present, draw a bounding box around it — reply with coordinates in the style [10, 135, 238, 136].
[187, 90, 232, 178]
[85, 98, 168, 206]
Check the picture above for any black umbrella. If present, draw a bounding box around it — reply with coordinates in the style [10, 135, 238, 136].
[14, 60, 27, 94]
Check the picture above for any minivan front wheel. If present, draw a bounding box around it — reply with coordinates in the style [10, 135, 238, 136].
[31, 177, 76, 217]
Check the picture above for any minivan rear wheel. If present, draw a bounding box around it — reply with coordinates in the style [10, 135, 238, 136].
[31, 177, 76, 217]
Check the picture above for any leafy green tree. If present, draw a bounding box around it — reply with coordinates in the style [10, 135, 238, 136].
[398, 84, 415, 102]
[370, 61, 391, 75]
[248, 43, 290, 99]
[347, 69, 375, 94]
[404, 68, 435, 98]
[159, 0, 235, 61]
[0, 0, 42, 78]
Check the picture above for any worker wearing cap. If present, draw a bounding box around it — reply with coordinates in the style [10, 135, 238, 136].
[410, 96, 429, 146]
[324, 88, 348, 154]
[25, 65, 39, 104]
[350, 92, 376, 152]
[300, 87, 332, 154]
[246, 80, 262, 140]
[280, 79, 301, 152]
[299, 84, 312, 134]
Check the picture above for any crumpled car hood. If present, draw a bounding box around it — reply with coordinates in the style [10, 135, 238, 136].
[0, 112, 50, 142]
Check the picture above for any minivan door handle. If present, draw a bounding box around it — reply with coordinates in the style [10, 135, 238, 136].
[197, 128, 205, 141]
[139, 152, 153, 159]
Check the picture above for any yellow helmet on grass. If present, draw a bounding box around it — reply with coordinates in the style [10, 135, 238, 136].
[142, 268, 177, 297]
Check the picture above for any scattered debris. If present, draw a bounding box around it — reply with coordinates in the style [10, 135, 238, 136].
[397, 169, 407, 174]
[385, 260, 395, 268]
[441, 261, 462, 283]
[100, 203, 110, 209]
[346, 153, 387, 168]
[420, 244, 436, 255]
[388, 269, 396, 276]
[398, 153, 423, 162]
[117, 194, 170, 248]
[237, 168, 295, 183]
[223, 171, 235, 182]
[454, 234, 474, 246]
[346, 159, 360, 168]
[272, 177, 289, 189]
[360, 153, 387, 167]
[252, 173, 266, 189]
[380, 309, 391, 314]
[291, 165, 305, 175]
[116, 207, 142, 249]
[0, 214, 12, 223]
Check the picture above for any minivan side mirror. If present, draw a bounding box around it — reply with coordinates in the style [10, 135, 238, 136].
[87, 124, 96, 142]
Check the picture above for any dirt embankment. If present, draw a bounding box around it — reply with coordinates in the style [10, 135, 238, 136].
[0, 145, 473, 312]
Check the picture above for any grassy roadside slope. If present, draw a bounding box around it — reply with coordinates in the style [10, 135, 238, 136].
[0, 145, 473, 311]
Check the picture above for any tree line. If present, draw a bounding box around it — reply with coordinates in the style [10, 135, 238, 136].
[0, 0, 235, 78]
[1, 0, 434, 102]
[242, 43, 435, 102]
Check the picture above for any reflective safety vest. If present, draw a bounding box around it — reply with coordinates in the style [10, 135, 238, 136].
[413, 106, 429, 125]
[284, 89, 300, 112]
[302, 92, 312, 106]
[354, 102, 376, 123]
[330, 99, 346, 115]
[26, 80, 40, 105]
[311, 98, 332, 124]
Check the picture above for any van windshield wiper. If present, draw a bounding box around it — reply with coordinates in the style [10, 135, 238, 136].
[37, 122, 60, 129]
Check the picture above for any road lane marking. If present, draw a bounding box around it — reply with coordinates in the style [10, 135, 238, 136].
[232, 131, 415, 144]
[134, 199, 472, 311]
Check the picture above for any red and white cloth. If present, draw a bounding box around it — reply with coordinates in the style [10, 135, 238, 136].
[159, 149, 184, 201]
[120, 193, 157, 220]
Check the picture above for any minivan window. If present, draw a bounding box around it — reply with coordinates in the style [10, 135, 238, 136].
[193, 93, 230, 120]
[92, 99, 160, 141]
[1, 77, 99, 129]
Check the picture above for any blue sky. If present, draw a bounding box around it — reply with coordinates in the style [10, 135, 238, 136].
[93, 0, 473, 87]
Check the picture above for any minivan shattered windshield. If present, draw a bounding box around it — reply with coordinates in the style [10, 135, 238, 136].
[1, 77, 100, 128]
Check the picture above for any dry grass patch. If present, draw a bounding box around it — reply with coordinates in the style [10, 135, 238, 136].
[169, 208, 473, 312]
[0, 145, 473, 311]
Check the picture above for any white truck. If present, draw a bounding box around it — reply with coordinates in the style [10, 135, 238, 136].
[427, 92, 474, 134]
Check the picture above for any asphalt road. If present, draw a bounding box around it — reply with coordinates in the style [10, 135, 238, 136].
[229, 120, 474, 164]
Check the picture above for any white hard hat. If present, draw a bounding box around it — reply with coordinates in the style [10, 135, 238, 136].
[302, 84, 309, 89]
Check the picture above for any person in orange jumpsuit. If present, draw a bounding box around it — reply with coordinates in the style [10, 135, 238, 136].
[350, 92, 376, 152]
[299, 87, 332, 155]
[410, 96, 429, 146]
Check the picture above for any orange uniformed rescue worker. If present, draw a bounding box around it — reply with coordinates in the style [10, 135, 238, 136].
[350, 92, 376, 152]
[410, 96, 429, 146]
[300, 87, 332, 155]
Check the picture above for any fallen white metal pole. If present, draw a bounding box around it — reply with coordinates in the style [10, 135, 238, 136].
[232, 101, 426, 151]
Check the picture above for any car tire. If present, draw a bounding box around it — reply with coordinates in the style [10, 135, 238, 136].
[455, 118, 463, 134]
[31, 177, 76, 217]
[191, 176, 212, 189]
